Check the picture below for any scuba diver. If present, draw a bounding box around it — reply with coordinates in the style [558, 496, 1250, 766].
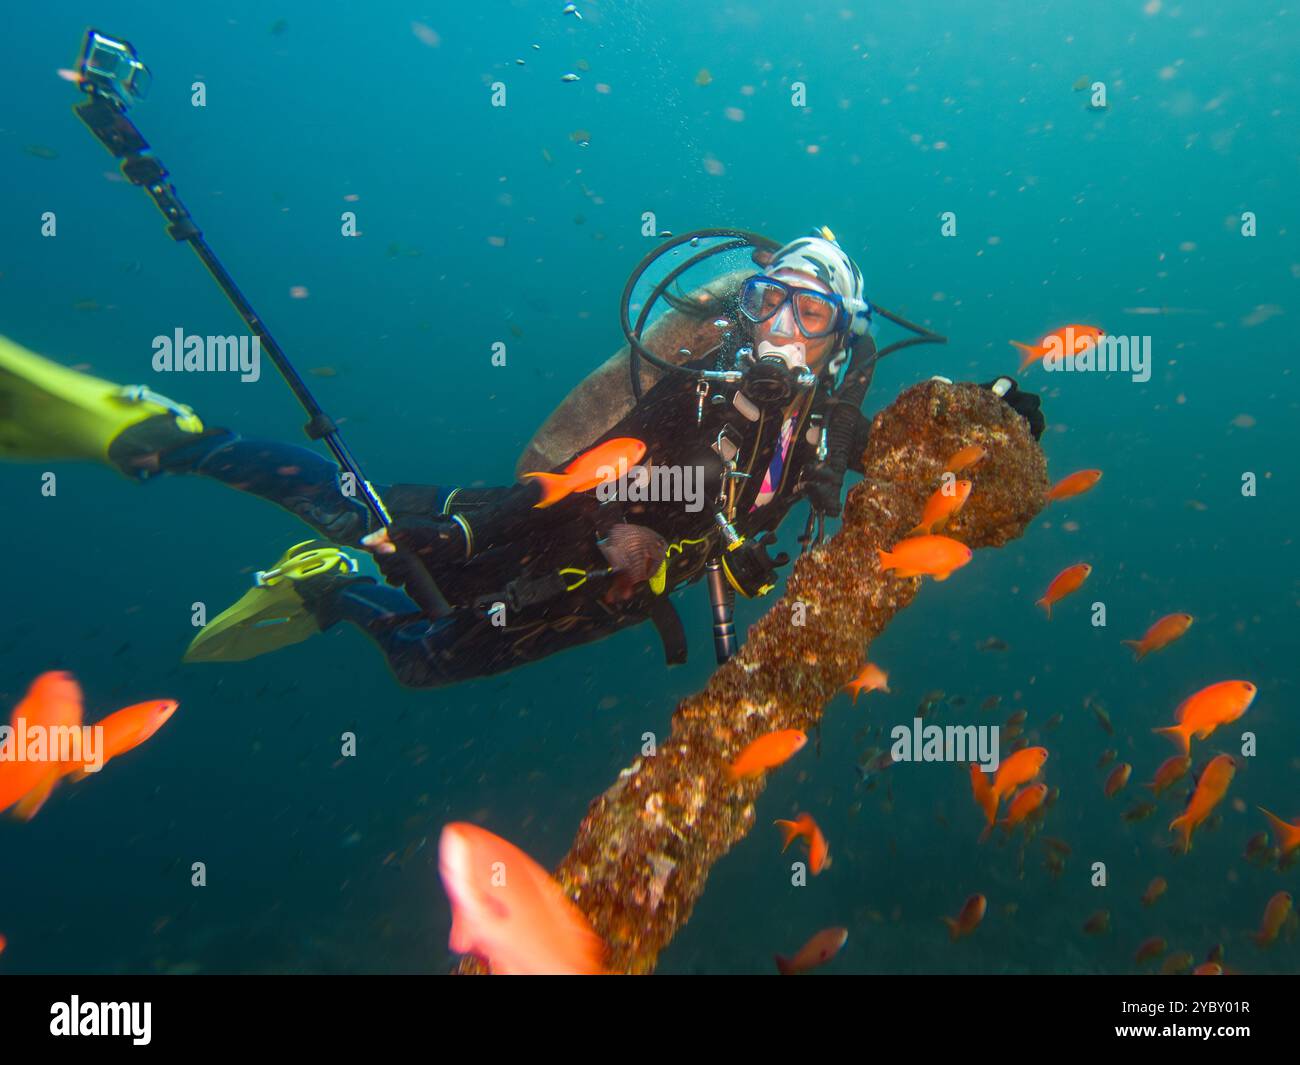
[0, 227, 1043, 688]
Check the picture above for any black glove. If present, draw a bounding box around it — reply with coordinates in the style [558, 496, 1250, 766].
[981, 377, 1045, 441]
[371, 515, 469, 589]
[800, 457, 848, 518]
[720, 531, 790, 598]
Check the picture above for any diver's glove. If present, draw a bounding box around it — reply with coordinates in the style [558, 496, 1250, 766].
[799, 457, 848, 519]
[721, 531, 790, 598]
[981, 377, 1045, 441]
[370, 515, 469, 588]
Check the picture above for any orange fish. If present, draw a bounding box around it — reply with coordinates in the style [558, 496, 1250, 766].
[775, 927, 847, 975]
[438, 822, 607, 975]
[943, 445, 986, 474]
[1083, 909, 1110, 935]
[970, 764, 995, 823]
[1045, 469, 1102, 503]
[726, 729, 807, 781]
[0, 672, 84, 821]
[521, 437, 647, 508]
[1104, 762, 1132, 798]
[774, 813, 830, 875]
[1010, 324, 1104, 373]
[981, 782, 1047, 843]
[64, 699, 179, 781]
[987, 747, 1049, 823]
[1146, 754, 1192, 796]
[1153, 680, 1257, 755]
[877, 535, 973, 582]
[1123, 613, 1193, 661]
[1169, 754, 1236, 854]
[1258, 808, 1300, 856]
[1253, 891, 1292, 949]
[942, 893, 987, 940]
[1193, 962, 1224, 975]
[844, 663, 890, 703]
[0, 932, 5, 955]
[1141, 876, 1167, 907]
[1035, 563, 1091, 619]
[910, 480, 972, 535]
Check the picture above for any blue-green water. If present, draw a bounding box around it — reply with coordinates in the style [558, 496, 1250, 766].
[1, 1, 1296, 974]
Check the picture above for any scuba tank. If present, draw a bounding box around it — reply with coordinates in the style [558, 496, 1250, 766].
[514, 265, 756, 480]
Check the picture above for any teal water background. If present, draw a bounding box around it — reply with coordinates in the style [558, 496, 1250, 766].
[0, 0, 1296, 973]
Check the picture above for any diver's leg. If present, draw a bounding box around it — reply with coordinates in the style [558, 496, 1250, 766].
[305, 579, 492, 689]
[314, 588, 656, 688]
[154, 434, 532, 549]
[0, 336, 462, 546]
[310, 575, 662, 689]
[154, 429, 387, 546]
[193, 521, 665, 686]
[186, 539, 481, 684]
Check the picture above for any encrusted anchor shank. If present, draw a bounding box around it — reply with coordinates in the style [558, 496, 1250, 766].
[458, 380, 1047, 974]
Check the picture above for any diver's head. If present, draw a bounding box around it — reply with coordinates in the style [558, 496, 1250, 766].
[738, 228, 871, 378]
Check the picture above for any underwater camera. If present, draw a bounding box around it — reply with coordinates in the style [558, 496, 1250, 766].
[76, 29, 152, 109]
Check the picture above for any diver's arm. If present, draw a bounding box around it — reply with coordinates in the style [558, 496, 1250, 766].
[846, 408, 873, 476]
[362, 480, 606, 604]
[843, 378, 1044, 476]
[980, 377, 1045, 439]
[367, 480, 596, 562]
[808, 380, 1043, 508]
[798, 400, 866, 518]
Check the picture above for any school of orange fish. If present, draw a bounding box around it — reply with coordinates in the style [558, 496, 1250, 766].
[0, 671, 180, 960]
[2, 326, 1291, 974]
[429, 324, 1291, 975]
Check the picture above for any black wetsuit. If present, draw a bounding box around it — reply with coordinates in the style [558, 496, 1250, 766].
[157, 353, 871, 688]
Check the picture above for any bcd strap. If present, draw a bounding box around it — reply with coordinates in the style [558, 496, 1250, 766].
[648, 597, 688, 666]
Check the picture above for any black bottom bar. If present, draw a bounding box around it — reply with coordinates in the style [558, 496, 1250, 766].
[0, 974, 1292, 1050]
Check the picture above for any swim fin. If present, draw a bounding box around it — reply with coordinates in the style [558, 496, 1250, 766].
[184, 540, 362, 663]
[0, 334, 205, 475]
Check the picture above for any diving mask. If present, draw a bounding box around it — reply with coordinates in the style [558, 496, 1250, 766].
[738, 276, 845, 339]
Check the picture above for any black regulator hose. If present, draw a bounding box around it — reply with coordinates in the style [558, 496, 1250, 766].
[822, 333, 879, 471]
[621, 228, 783, 402]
